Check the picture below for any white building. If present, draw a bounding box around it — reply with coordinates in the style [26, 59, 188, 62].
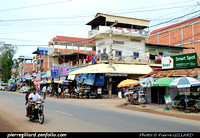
[86, 13, 150, 63]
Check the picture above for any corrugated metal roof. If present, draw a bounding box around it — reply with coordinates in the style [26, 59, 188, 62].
[148, 67, 200, 78]
[69, 64, 152, 75]
[86, 13, 150, 29]
[53, 36, 95, 44]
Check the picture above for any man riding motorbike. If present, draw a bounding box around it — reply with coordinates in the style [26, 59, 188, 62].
[28, 88, 42, 117]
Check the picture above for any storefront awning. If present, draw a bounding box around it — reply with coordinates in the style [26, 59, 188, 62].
[153, 77, 174, 87]
[41, 73, 51, 78]
[68, 64, 152, 75]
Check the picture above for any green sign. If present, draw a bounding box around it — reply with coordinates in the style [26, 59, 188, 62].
[172, 53, 198, 68]
[162, 53, 198, 69]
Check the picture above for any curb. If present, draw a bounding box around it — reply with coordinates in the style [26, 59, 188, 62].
[116, 104, 200, 121]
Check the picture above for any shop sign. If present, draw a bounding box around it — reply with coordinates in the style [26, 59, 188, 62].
[51, 66, 59, 78]
[162, 53, 198, 69]
[164, 94, 172, 104]
[162, 57, 174, 69]
[59, 67, 70, 74]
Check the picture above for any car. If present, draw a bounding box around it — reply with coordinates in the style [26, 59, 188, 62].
[0, 86, 5, 91]
[20, 86, 30, 93]
[9, 84, 17, 91]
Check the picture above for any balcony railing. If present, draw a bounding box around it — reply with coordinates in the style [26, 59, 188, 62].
[98, 54, 148, 63]
[88, 26, 149, 38]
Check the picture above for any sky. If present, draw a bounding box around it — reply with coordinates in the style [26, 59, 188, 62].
[0, 0, 200, 59]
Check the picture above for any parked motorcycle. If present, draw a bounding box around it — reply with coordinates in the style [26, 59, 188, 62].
[28, 100, 45, 124]
[177, 95, 198, 113]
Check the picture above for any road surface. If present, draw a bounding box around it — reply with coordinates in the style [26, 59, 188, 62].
[0, 91, 200, 132]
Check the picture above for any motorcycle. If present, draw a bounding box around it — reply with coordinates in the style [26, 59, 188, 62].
[27, 100, 45, 124]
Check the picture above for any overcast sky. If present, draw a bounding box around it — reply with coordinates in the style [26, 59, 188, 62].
[0, 0, 199, 58]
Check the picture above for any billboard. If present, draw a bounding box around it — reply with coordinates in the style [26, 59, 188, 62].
[162, 53, 198, 69]
[51, 66, 59, 78]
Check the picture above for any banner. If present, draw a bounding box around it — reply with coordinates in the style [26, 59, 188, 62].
[51, 66, 59, 78]
[59, 67, 70, 74]
[162, 53, 198, 69]
[164, 94, 172, 104]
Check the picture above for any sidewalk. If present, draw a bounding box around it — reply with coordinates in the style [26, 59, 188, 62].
[117, 103, 200, 121]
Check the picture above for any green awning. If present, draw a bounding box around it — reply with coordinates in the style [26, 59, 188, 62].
[153, 77, 174, 87]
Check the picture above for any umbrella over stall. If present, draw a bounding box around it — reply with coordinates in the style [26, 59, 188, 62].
[169, 77, 200, 88]
[117, 79, 140, 88]
[140, 77, 154, 87]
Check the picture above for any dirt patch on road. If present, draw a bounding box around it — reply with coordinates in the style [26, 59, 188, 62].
[117, 104, 200, 121]
[0, 109, 21, 132]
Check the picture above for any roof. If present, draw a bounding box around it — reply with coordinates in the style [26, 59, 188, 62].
[146, 43, 194, 49]
[69, 63, 153, 75]
[53, 36, 95, 44]
[148, 67, 200, 78]
[53, 52, 87, 58]
[86, 12, 150, 29]
[32, 47, 53, 55]
[151, 16, 200, 34]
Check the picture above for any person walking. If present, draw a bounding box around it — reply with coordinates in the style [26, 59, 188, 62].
[42, 85, 46, 100]
[49, 85, 52, 97]
[57, 86, 61, 98]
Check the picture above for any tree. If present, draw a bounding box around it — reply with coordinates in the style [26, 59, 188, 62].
[0, 44, 17, 82]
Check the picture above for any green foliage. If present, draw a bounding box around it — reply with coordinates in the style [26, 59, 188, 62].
[0, 44, 17, 82]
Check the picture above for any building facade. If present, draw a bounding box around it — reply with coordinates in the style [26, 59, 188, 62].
[146, 16, 200, 63]
[86, 13, 150, 63]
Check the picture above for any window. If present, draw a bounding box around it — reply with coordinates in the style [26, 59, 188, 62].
[131, 39, 141, 42]
[116, 51, 122, 57]
[158, 51, 164, 56]
[133, 52, 139, 59]
[103, 48, 106, 54]
[113, 40, 124, 45]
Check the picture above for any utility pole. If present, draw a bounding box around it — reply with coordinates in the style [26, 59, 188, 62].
[109, 20, 118, 67]
[108, 21, 118, 96]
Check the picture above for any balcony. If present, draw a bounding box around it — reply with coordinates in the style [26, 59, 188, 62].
[98, 54, 148, 64]
[88, 26, 149, 39]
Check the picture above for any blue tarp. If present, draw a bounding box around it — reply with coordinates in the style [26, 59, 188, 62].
[75, 74, 87, 83]
[94, 74, 105, 86]
[83, 74, 96, 85]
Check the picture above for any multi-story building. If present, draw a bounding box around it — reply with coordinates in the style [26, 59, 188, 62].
[32, 47, 53, 73]
[86, 13, 150, 63]
[48, 36, 96, 68]
[146, 16, 200, 63]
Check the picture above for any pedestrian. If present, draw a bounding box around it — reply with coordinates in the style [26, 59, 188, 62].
[57, 86, 61, 98]
[49, 85, 52, 97]
[42, 85, 46, 100]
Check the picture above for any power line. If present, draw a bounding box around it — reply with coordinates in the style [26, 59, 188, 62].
[0, 5, 196, 23]
[0, 0, 72, 12]
[149, 10, 200, 28]
[108, 0, 193, 13]
[114, 4, 197, 14]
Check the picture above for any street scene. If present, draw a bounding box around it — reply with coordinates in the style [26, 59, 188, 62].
[1, 0, 200, 134]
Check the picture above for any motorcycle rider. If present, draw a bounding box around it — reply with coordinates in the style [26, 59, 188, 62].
[25, 89, 32, 116]
[28, 88, 42, 116]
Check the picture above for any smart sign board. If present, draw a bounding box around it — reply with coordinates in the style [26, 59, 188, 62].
[162, 53, 198, 69]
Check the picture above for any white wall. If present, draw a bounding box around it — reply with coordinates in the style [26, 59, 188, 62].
[96, 35, 146, 61]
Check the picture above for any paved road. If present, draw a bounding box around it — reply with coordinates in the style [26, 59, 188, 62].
[0, 91, 200, 132]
